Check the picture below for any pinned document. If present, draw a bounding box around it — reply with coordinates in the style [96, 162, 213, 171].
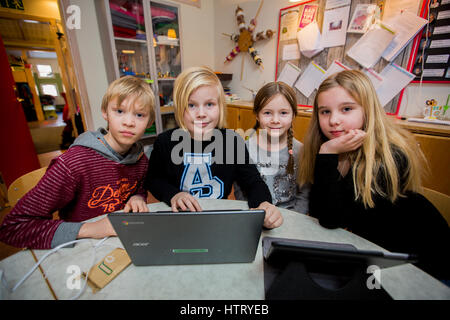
[321, 5, 350, 48]
[376, 63, 415, 107]
[364, 68, 384, 90]
[296, 21, 323, 58]
[322, 60, 350, 80]
[294, 61, 326, 98]
[277, 62, 301, 87]
[346, 23, 396, 69]
[381, 11, 428, 62]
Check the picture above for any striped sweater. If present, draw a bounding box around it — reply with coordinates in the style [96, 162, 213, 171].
[0, 142, 148, 249]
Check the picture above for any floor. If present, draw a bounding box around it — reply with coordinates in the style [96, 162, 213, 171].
[28, 112, 66, 154]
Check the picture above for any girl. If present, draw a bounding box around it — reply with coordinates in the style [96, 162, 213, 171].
[234, 82, 309, 213]
[298, 70, 450, 282]
[131, 66, 282, 229]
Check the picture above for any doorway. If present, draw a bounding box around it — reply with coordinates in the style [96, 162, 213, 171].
[0, 11, 85, 166]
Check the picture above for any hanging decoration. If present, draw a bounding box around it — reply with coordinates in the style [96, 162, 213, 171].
[223, 0, 275, 80]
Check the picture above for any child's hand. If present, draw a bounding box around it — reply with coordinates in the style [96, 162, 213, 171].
[123, 195, 148, 213]
[170, 192, 202, 212]
[319, 129, 366, 154]
[78, 216, 117, 239]
[256, 201, 283, 229]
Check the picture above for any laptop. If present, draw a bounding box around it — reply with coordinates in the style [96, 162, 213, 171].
[108, 209, 265, 266]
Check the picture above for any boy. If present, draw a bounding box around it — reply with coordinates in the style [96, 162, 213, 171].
[0, 76, 155, 249]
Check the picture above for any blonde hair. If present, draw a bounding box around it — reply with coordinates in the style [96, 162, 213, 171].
[173, 66, 226, 130]
[298, 70, 426, 208]
[101, 76, 156, 125]
[253, 81, 298, 175]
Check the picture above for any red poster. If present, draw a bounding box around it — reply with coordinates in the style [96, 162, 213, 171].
[299, 5, 318, 29]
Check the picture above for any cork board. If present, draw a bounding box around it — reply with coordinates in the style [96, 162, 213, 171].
[275, 0, 422, 114]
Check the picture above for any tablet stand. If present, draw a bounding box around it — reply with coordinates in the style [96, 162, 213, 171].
[264, 259, 392, 300]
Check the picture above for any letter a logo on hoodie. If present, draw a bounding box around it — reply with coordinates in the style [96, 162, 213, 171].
[180, 153, 224, 199]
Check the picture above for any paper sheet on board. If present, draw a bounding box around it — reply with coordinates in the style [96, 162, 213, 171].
[282, 43, 301, 61]
[346, 23, 396, 68]
[321, 5, 351, 48]
[296, 20, 323, 58]
[381, 11, 427, 62]
[382, 0, 422, 21]
[363, 68, 384, 90]
[294, 61, 326, 98]
[376, 63, 415, 107]
[322, 60, 350, 80]
[277, 62, 301, 87]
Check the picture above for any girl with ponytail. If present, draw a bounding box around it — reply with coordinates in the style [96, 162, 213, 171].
[234, 81, 309, 213]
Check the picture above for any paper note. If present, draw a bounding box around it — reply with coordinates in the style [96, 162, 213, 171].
[325, 0, 351, 10]
[294, 61, 326, 98]
[426, 54, 449, 64]
[348, 4, 377, 34]
[282, 43, 301, 61]
[321, 5, 350, 48]
[346, 23, 396, 69]
[323, 60, 350, 80]
[382, 0, 421, 21]
[364, 68, 384, 90]
[381, 11, 427, 62]
[277, 62, 301, 87]
[299, 5, 318, 29]
[280, 9, 300, 41]
[376, 63, 415, 107]
[296, 21, 323, 58]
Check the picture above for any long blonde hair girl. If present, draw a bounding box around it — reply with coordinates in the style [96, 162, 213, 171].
[298, 70, 426, 208]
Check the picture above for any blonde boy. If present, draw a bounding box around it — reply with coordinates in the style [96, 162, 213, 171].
[0, 76, 155, 249]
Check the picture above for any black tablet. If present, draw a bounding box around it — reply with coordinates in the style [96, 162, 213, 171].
[263, 237, 418, 269]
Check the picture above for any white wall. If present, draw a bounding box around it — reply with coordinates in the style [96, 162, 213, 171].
[176, 0, 215, 69]
[214, 0, 294, 101]
[399, 83, 450, 120]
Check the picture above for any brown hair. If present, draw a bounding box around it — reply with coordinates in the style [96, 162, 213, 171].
[253, 81, 298, 174]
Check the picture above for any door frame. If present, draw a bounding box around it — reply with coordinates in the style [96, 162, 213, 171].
[0, 10, 90, 136]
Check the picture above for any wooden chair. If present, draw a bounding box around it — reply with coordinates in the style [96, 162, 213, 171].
[421, 187, 450, 227]
[7, 167, 47, 207]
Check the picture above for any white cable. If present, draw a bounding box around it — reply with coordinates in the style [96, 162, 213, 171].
[69, 236, 109, 300]
[415, 1, 431, 116]
[9, 237, 109, 299]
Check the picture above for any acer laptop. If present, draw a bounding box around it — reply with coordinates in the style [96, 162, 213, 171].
[108, 209, 265, 266]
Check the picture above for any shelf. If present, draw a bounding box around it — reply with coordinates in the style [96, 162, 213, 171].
[158, 77, 176, 81]
[161, 105, 174, 114]
[114, 37, 147, 44]
[215, 73, 233, 82]
[156, 41, 179, 46]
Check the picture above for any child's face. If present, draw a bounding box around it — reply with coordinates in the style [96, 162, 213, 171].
[183, 85, 220, 139]
[256, 94, 294, 142]
[317, 86, 365, 140]
[102, 94, 151, 154]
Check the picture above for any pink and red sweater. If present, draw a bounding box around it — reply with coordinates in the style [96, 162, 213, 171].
[0, 131, 148, 249]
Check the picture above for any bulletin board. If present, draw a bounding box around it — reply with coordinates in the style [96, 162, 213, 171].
[275, 0, 426, 115]
[408, 0, 450, 82]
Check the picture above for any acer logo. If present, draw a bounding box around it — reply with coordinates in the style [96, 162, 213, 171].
[132, 242, 149, 247]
